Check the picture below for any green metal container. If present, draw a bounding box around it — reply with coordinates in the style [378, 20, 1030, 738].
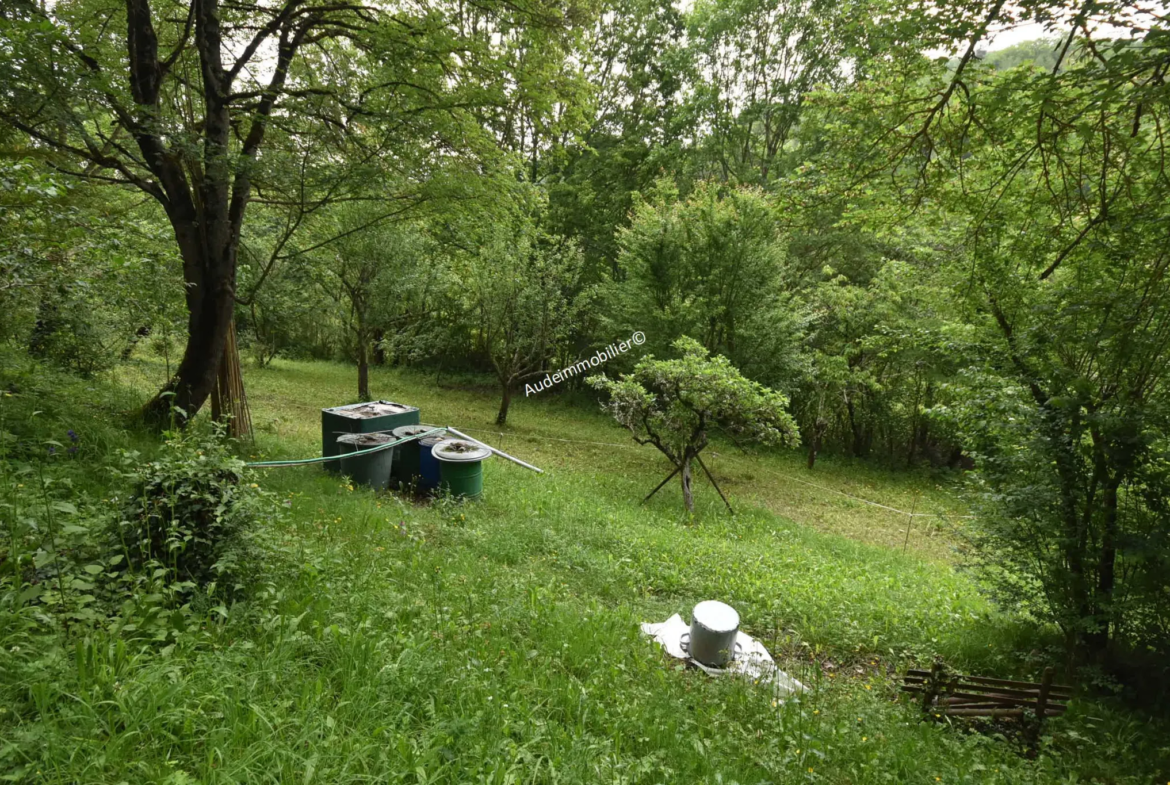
[321, 401, 419, 473]
[337, 432, 396, 491]
[434, 438, 492, 500]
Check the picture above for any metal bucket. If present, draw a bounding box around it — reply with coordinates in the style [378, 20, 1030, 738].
[681, 601, 741, 668]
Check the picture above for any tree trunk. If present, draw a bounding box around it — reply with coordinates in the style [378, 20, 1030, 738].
[139, 15, 244, 430]
[496, 383, 512, 426]
[28, 288, 64, 359]
[680, 455, 694, 513]
[357, 328, 371, 401]
[1084, 475, 1122, 658]
[141, 227, 237, 427]
[846, 393, 867, 457]
[372, 328, 386, 365]
[807, 417, 826, 470]
[121, 325, 152, 361]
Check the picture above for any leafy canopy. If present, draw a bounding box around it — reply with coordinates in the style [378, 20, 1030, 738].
[589, 336, 799, 464]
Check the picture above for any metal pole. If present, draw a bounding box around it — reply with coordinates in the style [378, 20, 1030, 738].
[902, 493, 919, 555]
[444, 427, 544, 474]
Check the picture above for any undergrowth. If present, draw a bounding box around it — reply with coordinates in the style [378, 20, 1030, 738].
[1, 352, 1167, 783]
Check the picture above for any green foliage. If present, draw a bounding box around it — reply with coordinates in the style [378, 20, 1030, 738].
[602, 181, 806, 386]
[113, 428, 273, 589]
[787, 15, 1170, 660]
[4, 0, 1170, 779]
[2, 356, 1168, 783]
[0, 362, 233, 653]
[685, 0, 856, 185]
[451, 198, 586, 424]
[590, 336, 799, 510]
[0, 160, 181, 375]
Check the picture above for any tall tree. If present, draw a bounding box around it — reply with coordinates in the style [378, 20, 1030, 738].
[795, 1, 1170, 659]
[686, 0, 855, 186]
[323, 214, 437, 401]
[599, 179, 806, 387]
[463, 214, 584, 425]
[0, 0, 586, 423]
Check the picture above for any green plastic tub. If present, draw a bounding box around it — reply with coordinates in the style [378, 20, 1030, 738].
[337, 432, 396, 491]
[433, 438, 492, 500]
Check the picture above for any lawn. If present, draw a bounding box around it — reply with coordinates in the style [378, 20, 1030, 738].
[1, 355, 1166, 784]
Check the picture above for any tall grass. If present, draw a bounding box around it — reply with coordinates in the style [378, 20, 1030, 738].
[0, 354, 1165, 783]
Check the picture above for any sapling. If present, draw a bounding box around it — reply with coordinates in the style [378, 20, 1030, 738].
[589, 337, 799, 513]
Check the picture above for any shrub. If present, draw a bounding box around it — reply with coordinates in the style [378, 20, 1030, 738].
[589, 336, 799, 512]
[112, 428, 269, 589]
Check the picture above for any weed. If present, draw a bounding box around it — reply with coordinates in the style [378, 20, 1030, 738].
[0, 354, 1165, 783]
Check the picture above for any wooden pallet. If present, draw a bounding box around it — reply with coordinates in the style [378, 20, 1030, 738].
[902, 663, 1072, 739]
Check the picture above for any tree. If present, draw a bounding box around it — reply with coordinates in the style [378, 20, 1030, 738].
[461, 215, 584, 425]
[546, 0, 690, 280]
[599, 180, 806, 387]
[325, 214, 437, 400]
[0, 0, 586, 424]
[791, 4, 1170, 660]
[589, 337, 799, 512]
[685, 0, 855, 186]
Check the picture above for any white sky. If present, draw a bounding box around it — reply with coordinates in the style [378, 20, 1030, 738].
[947, 2, 1165, 54]
[982, 21, 1060, 50]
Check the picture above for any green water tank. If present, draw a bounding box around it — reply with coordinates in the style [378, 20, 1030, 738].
[321, 401, 419, 473]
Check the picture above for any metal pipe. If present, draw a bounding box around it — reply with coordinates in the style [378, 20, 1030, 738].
[444, 427, 543, 474]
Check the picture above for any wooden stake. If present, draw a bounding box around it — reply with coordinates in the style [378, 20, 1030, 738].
[902, 493, 919, 555]
[210, 320, 253, 440]
[642, 464, 681, 504]
[696, 453, 734, 515]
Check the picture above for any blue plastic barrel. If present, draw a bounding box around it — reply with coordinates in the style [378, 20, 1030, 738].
[417, 434, 444, 492]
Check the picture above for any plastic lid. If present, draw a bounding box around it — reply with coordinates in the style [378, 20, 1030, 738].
[392, 424, 441, 439]
[337, 432, 395, 447]
[432, 438, 492, 463]
[692, 600, 739, 633]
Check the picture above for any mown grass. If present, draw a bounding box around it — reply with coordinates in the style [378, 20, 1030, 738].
[121, 357, 968, 560]
[1, 354, 1167, 784]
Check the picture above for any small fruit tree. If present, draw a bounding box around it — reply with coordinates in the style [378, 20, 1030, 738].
[589, 337, 799, 513]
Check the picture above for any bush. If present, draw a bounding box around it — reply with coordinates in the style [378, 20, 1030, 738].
[112, 428, 270, 589]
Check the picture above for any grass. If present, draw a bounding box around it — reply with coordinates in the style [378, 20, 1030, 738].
[123, 356, 969, 561]
[1, 353, 1167, 784]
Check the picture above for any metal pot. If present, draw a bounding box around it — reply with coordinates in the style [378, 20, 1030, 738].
[681, 600, 742, 668]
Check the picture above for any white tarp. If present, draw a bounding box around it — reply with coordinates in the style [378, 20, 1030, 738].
[640, 614, 806, 699]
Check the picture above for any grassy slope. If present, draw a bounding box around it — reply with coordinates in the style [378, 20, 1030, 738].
[1, 356, 1166, 784]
